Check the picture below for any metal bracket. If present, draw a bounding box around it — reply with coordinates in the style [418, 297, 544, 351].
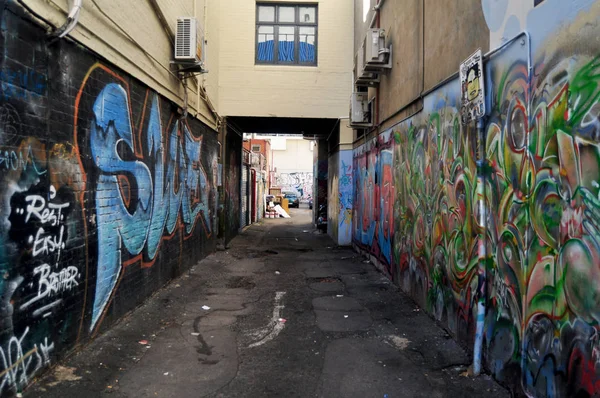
[170, 61, 208, 78]
[363, 44, 393, 71]
[380, 44, 393, 69]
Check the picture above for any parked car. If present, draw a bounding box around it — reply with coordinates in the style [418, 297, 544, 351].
[284, 193, 300, 208]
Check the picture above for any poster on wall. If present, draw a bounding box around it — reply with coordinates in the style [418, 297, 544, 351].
[460, 48, 485, 124]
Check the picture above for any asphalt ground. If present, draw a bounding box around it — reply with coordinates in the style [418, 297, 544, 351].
[27, 207, 508, 398]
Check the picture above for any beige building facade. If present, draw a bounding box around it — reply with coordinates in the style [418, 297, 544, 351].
[216, 0, 354, 118]
[25, 0, 354, 126]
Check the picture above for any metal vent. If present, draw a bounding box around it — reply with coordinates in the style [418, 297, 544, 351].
[175, 17, 197, 61]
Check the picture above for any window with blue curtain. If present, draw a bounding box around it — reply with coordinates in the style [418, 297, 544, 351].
[257, 26, 275, 62]
[278, 27, 295, 62]
[256, 4, 317, 66]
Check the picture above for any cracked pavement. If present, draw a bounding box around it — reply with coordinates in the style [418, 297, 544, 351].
[27, 207, 508, 397]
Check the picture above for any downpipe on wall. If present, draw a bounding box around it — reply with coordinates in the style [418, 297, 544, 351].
[49, 0, 82, 40]
[472, 117, 488, 376]
[369, 0, 385, 29]
[471, 29, 531, 376]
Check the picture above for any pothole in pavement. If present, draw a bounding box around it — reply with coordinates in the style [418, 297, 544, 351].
[307, 277, 345, 293]
[226, 276, 256, 289]
[264, 247, 314, 253]
[231, 251, 270, 259]
[307, 277, 343, 284]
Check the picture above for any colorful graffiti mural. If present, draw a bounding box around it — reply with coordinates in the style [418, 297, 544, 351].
[275, 171, 313, 199]
[0, 5, 219, 394]
[353, 4, 600, 394]
[338, 151, 353, 245]
[77, 66, 214, 331]
[329, 150, 353, 245]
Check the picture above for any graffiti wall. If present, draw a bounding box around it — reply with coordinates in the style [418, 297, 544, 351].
[338, 150, 353, 245]
[329, 150, 353, 246]
[275, 171, 313, 199]
[328, 151, 340, 240]
[353, 1, 600, 395]
[0, 2, 218, 394]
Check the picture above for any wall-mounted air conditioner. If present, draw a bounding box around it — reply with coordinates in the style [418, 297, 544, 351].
[349, 92, 373, 128]
[364, 28, 392, 71]
[354, 42, 380, 87]
[174, 17, 206, 68]
[175, 17, 198, 61]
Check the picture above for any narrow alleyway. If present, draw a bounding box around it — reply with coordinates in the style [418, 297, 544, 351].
[29, 208, 507, 398]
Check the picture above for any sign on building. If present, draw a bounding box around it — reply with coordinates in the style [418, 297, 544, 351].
[460, 49, 485, 124]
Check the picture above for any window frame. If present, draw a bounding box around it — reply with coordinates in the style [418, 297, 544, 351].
[251, 144, 262, 152]
[255, 3, 318, 66]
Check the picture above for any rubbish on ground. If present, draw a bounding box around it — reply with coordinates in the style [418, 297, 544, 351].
[16, 394, 22, 398]
[302, 230, 309, 233]
[202, 305, 211, 310]
[273, 205, 290, 218]
[278, 318, 287, 323]
[191, 332, 200, 336]
[175, 284, 180, 288]
[107, 386, 112, 389]
[275, 271, 281, 275]
[138, 340, 148, 345]
[336, 295, 344, 298]
[163, 372, 169, 376]
[344, 315, 349, 318]
[363, 260, 370, 264]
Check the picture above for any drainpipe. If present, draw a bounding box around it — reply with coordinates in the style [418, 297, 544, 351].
[368, 0, 385, 29]
[470, 30, 532, 376]
[472, 116, 487, 375]
[50, 0, 83, 39]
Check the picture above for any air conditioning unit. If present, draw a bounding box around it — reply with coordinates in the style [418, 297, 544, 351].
[349, 92, 373, 128]
[364, 28, 392, 71]
[175, 17, 204, 63]
[354, 42, 380, 87]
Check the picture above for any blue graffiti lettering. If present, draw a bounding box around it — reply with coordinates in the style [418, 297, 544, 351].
[90, 84, 210, 330]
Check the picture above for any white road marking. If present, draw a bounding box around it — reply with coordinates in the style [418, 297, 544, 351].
[247, 291, 286, 348]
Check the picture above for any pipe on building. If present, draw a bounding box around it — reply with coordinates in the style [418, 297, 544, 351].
[472, 116, 487, 376]
[15, 0, 57, 31]
[148, 0, 175, 42]
[472, 30, 531, 375]
[51, 0, 83, 39]
[368, 0, 385, 29]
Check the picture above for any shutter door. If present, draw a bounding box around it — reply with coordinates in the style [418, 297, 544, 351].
[241, 166, 249, 227]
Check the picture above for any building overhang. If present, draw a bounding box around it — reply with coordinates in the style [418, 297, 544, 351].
[227, 116, 339, 139]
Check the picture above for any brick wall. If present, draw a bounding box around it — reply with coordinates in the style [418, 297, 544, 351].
[0, 2, 218, 394]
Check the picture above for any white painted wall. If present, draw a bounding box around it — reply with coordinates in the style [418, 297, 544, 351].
[271, 138, 314, 174]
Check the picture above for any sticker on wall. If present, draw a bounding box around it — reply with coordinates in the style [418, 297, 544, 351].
[459, 49, 486, 124]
